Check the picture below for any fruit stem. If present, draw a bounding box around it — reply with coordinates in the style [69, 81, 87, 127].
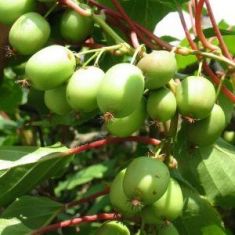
[31, 213, 121, 234]
[130, 44, 145, 64]
[59, 0, 92, 17]
[92, 14, 129, 46]
[44, 1, 58, 18]
[76, 43, 126, 56]
[216, 74, 226, 99]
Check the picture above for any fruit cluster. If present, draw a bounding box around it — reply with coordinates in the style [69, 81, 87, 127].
[95, 157, 183, 234]
[1, 1, 226, 148]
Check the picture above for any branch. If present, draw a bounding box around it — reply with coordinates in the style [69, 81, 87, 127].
[66, 136, 161, 156]
[204, 0, 232, 59]
[111, 0, 140, 48]
[59, 0, 92, 17]
[195, 0, 218, 51]
[32, 213, 121, 234]
[177, 6, 235, 103]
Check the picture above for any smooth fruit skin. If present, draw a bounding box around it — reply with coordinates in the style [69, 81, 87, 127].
[142, 178, 183, 224]
[123, 157, 170, 205]
[66, 66, 104, 112]
[187, 104, 226, 146]
[95, 221, 130, 235]
[106, 98, 146, 137]
[223, 131, 235, 144]
[97, 63, 145, 118]
[158, 223, 179, 235]
[0, 0, 36, 25]
[137, 50, 177, 89]
[9, 12, 50, 55]
[44, 84, 71, 115]
[147, 88, 176, 122]
[109, 169, 140, 217]
[176, 76, 216, 119]
[25, 45, 76, 90]
[60, 9, 93, 43]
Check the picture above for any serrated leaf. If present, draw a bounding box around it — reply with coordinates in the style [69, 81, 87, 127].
[0, 144, 68, 170]
[175, 186, 226, 235]
[0, 218, 32, 235]
[0, 144, 73, 206]
[175, 133, 235, 208]
[2, 196, 62, 229]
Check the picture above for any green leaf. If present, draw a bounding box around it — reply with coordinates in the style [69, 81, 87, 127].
[2, 196, 62, 229]
[55, 160, 115, 194]
[0, 78, 23, 114]
[0, 218, 32, 235]
[98, 0, 179, 31]
[0, 144, 68, 170]
[175, 186, 226, 235]
[175, 133, 235, 208]
[0, 144, 73, 206]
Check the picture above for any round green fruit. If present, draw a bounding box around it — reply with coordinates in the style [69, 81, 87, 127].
[123, 157, 170, 205]
[95, 221, 130, 235]
[106, 98, 146, 137]
[0, 0, 36, 25]
[158, 223, 179, 235]
[60, 8, 93, 43]
[142, 178, 183, 223]
[176, 76, 216, 119]
[25, 45, 76, 90]
[187, 104, 226, 146]
[137, 50, 177, 89]
[223, 131, 235, 144]
[109, 169, 141, 217]
[9, 12, 50, 55]
[147, 88, 176, 122]
[66, 66, 104, 112]
[97, 63, 145, 118]
[44, 84, 71, 115]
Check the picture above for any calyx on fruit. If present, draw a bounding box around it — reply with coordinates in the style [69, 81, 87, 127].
[95, 221, 130, 235]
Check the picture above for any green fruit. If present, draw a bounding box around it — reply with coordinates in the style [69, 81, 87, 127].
[109, 169, 141, 217]
[106, 98, 146, 137]
[66, 66, 104, 112]
[95, 221, 130, 235]
[25, 45, 76, 90]
[142, 178, 183, 223]
[9, 12, 50, 55]
[60, 8, 93, 43]
[176, 76, 216, 119]
[158, 223, 179, 235]
[223, 131, 235, 144]
[187, 104, 226, 146]
[137, 50, 177, 89]
[123, 157, 170, 205]
[44, 84, 71, 115]
[147, 88, 176, 122]
[97, 63, 145, 118]
[0, 0, 36, 25]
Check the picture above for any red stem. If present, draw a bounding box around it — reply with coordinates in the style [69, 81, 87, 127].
[188, 1, 197, 35]
[204, 0, 232, 59]
[178, 7, 235, 102]
[66, 136, 161, 156]
[59, 0, 92, 16]
[32, 213, 121, 234]
[195, 0, 218, 51]
[64, 187, 110, 209]
[111, 0, 140, 48]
